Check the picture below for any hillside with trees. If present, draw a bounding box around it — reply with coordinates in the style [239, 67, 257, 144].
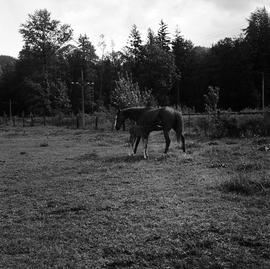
[0, 7, 269, 115]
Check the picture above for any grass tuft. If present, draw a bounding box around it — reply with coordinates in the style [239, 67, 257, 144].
[40, 142, 49, 147]
[236, 162, 263, 172]
[221, 173, 270, 195]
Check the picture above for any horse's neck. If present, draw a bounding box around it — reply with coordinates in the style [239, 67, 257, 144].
[124, 108, 146, 122]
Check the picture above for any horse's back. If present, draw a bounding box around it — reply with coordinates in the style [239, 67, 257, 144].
[136, 106, 182, 127]
[138, 108, 160, 125]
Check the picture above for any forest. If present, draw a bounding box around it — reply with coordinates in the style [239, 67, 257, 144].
[0, 7, 270, 115]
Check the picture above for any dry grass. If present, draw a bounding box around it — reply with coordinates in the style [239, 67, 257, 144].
[0, 126, 269, 268]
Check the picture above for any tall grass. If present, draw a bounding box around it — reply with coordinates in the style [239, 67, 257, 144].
[195, 113, 269, 138]
[221, 173, 270, 195]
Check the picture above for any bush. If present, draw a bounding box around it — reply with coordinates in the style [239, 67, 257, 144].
[112, 74, 156, 108]
[204, 114, 265, 138]
[238, 115, 264, 137]
[195, 116, 211, 136]
[204, 86, 220, 113]
[211, 115, 239, 138]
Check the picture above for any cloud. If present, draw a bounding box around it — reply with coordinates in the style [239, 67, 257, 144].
[1, 0, 270, 57]
[203, 0, 258, 12]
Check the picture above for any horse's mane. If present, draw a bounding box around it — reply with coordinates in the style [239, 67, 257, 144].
[123, 106, 152, 111]
[122, 106, 152, 121]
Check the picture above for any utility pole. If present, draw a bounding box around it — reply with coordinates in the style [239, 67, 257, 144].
[68, 37, 96, 126]
[177, 72, 182, 109]
[81, 67, 85, 128]
[9, 99, 12, 122]
[71, 79, 94, 128]
[90, 82, 95, 113]
[262, 72, 265, 111]
[176, 79, 179, 108]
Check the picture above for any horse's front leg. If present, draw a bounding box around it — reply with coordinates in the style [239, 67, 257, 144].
[142, 136, 149, 159]
[133, 136, 141, 154]
[181, 134, 186, 152]
[163, 130, 171, 154]
[129, 140, 135, 156]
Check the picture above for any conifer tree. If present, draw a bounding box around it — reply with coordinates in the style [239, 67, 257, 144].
[157, 20, 170, 52]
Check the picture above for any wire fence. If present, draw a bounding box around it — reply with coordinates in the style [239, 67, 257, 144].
[0, 112, 115, 130]
[0, 110, 269, 137]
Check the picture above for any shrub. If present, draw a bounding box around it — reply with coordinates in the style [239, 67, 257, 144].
[212, 115, 239, 138]
[205, 114, 265, 138]
[195, 116, 211, 136]
[205, 114, 240, 138]
[238, 115, 264, 137]
[112, 74, 156, 108]
[204, 86, 220, 113]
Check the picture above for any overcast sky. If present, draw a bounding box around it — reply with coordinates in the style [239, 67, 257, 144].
[1, 0, 269, 58]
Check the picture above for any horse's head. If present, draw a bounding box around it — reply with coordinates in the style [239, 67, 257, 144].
[114, 108, 125, 131]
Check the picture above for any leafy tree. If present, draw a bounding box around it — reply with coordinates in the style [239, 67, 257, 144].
[147, 28, 156, 45]
[171, 28, 194, 106]
[204, 86, 220, 113]
[112, 74, 155, 108]
[139, 36, 176, 105]
[50, 80, 71, 113]
[172, 29, 193, 73]
[17, 78, 45, 113]
[16, 9, 73, 113]
[59, 34, 98, 113]
[244, 7, 270, 71]
[2, 7, 270, 115]
[0, 59, 17, 113]
[0, 56, 16, 77]
[244, 7, 270, 107]
[209, 37, 257, 110]
[19, 9, 73, 74]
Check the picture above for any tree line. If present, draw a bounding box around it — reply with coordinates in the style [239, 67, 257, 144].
[0, 7, 269, 115]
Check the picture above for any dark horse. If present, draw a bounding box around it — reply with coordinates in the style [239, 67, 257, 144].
[115, 106, 185, 158]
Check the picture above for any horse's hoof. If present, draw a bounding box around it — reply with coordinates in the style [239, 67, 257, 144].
[143, 153, 148, 159]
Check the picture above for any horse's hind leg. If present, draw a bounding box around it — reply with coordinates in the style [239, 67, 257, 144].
[181, 134, 186, 152]
[163, 130, 171, 154]
[129, 134, 135, 156]
[133, 136, 141, 154]
[129, 140, 135, 156]
[142, 136, 149, 159]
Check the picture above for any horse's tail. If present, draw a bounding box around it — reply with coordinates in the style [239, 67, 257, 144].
[174, 111, 186, 152]
[174, 111, 183, 142]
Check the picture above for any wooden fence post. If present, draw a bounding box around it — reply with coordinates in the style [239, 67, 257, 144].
[217, 109, 220, 120]
[111, 118, 115, 131]
[71, 113, 75, 128]
[95, 116, 98, 130]
[22, 111, 25, 127]
[204, 118, 207, 136]
[43, 113, 46, 126]
[30, 113, 34, 127]
[188, 108, 191, 135]
[3, 112, 8, 125]
[76, 114, 80, 129]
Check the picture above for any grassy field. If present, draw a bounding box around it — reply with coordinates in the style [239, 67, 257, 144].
[0, 126, 269, 268]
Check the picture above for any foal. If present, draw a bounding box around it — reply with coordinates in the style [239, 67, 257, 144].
[129, 124, 163, 159]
